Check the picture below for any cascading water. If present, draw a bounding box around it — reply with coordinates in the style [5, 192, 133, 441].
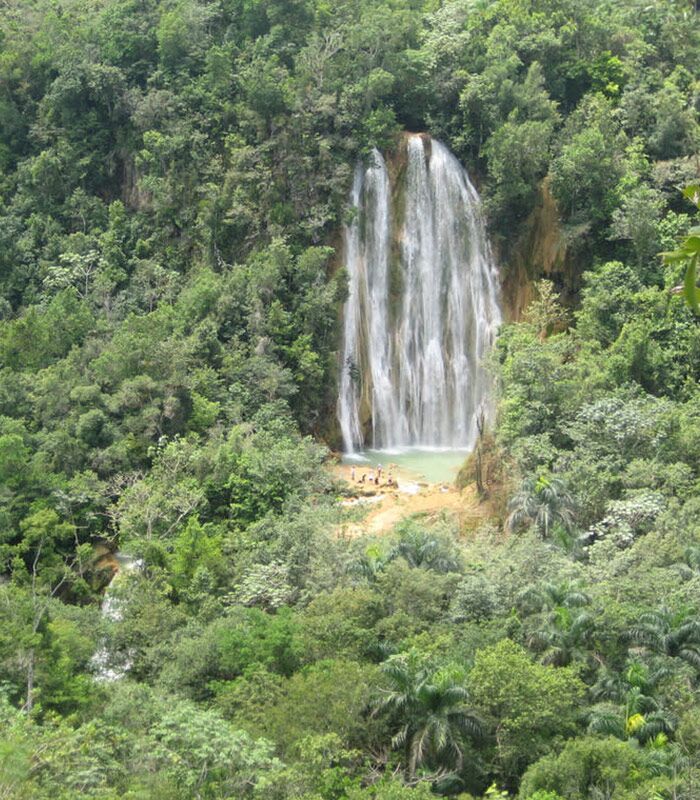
[90, 554, 141, 681]
[337, 134, 502, 454]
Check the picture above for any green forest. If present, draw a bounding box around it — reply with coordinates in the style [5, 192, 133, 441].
[1, 0, 700, 797]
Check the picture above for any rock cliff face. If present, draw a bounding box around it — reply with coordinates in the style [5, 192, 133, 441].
[501, 177, 583, 321]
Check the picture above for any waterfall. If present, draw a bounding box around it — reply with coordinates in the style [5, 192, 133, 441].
[337, 134, 501, 453]
[90, 554, 141, 681]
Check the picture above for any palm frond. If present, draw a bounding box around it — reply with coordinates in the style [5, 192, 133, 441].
[679, 647, 700, 672]
[587, 705, 625, 739]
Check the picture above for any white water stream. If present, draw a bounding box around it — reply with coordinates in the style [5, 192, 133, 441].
[91, 554, 141, 681]
[337, 134, 502, 453]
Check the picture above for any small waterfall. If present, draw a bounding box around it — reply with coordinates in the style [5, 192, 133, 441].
[337, 134, 502, 452]
[90, 554, 141, 681]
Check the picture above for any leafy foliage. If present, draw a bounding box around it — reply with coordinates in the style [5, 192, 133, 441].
[0, 0, 699, 798]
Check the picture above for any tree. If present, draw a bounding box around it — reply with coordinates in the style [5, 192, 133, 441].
[1, 0, 700, 796]
[300, 586, 386, 663]
[388, 521, 462, 573]
[0, 290, 94, 371]
[147, 700, 284, 797]
[468, 640, 584, 785]
[518, 581, 591, 616]
[575, 261, 644, 347]
[588, 661, 675, 743]
[549, 95, 626, 227]
[519, 581, 596, 667]
[160, 607, 303, 699]
[4, 508, 86, 712]
[524, 281, 570, 341]
[529, 606, 596, 667]
[506, 474, 576, 539]
[229, 659, 383, 755]
[0, 696, 36, 798]
[629, 607, 700, 672]
[484, 118, 555, 226]
[346, 780, 435, 800]
[519, 736, 645, 800]
[371, 651, 481, 780]
[663, 184, 700, 314]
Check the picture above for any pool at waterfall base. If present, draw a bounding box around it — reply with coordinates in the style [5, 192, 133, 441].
[341, 447, 469, 485]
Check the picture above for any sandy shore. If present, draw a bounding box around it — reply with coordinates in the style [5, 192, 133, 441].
[333, 461, 442, 493]
[332, 462, 487, 538]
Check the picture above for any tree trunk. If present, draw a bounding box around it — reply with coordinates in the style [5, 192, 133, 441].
[24, 649, 35, 713]
[405, 734, 415, 782]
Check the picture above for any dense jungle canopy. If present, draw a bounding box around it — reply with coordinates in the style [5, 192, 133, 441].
[0, 0, 699, 798]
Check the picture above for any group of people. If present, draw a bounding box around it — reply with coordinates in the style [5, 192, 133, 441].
[350, 463, 397, 488]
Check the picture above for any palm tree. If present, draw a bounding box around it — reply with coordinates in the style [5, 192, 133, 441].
[371, 651, 482, 780]
[541, 581, 590, 609]
[506, 474, 576, 538]
[588, 661, 675, 743]
[588, 703, 674, 743]
[529, 606, 596, 667]
[389, 522, 461, 573]
[518, 580, 591, 615]
[592, 660, 670, 705]
[675, 546, 700, 580]
[523, 582, 594, 667]
[347, 542, 390, 583]
[639, 734, 690, 781]
[629, 607, 700, 672]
